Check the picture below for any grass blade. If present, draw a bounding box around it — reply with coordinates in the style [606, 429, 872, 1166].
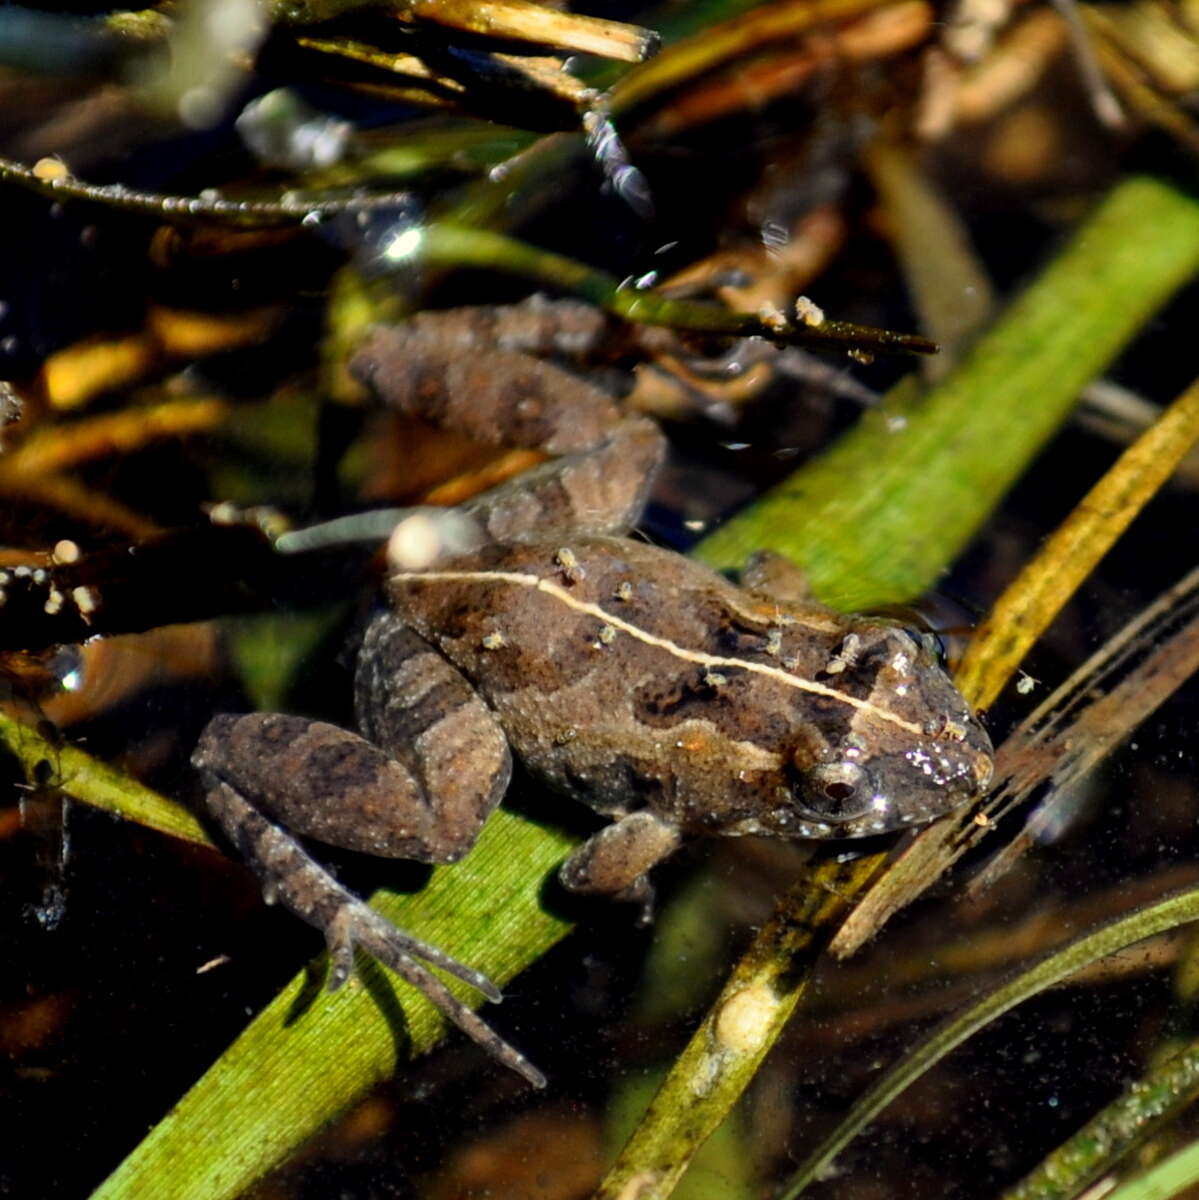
[779, 884, 1199, 1199]
[697, 175, 1199, 612]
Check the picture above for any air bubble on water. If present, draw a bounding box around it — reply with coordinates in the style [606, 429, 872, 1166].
[236, 89, 353, 171]
[28, 886, 68, 930]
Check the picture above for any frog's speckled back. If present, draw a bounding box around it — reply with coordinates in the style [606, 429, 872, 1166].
[389, 535, 993, 840]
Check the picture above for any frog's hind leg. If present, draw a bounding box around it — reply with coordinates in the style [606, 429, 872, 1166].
[351, 609, 513, 855]
[350, 322, 666, 541]
[192, 613, 544, 1083]
[203, 779, 544, 1087]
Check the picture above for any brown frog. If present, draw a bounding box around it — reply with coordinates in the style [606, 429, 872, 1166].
[193, 319, 993, 1087]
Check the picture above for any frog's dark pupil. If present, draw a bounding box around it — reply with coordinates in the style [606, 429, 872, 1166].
[801, 761, 871, 819]
[823, 781, 857, 803]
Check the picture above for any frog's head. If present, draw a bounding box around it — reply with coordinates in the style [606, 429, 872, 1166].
[782, 623, 993, 839]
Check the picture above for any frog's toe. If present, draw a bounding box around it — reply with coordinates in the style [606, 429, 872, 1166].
[339, 906, 544, 1086]
[324, 908, 356, 991]
[320, 897, 547, 1087]
[351, 903, 503, 1003]
[617, 876, 656, 925]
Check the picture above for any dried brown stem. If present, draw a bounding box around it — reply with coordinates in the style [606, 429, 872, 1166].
[269, 0, 657, 62]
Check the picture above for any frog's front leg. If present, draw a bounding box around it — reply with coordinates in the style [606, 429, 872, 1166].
[193, 613, 545, 1086]
[558, 811, 681, 920]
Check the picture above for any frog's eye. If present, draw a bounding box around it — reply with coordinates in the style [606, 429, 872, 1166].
[800, 761, 874, 821]
[901, 626, 948, 666]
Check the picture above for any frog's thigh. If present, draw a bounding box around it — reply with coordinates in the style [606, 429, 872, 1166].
[194, 620, 510, 864]
[559, 811, 681, 901]
[353, 610, 513, 861]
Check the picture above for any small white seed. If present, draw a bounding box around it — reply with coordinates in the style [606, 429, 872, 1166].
[794, 295, 825, 327]
[554, 547, 585, 583]
[72, 586, 98, 615]
[714, 982, 779, 1055]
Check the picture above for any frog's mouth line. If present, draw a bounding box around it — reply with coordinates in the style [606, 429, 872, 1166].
[394, 567, 935, 738]
[728, 801, 941, 840]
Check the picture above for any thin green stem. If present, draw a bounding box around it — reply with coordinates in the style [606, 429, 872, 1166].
[408, 223, 936, 354]
[594, 855, 886, 1200]
[780, 884, 1199, 1198]
[0, 710, 210, 846]
[697, 175, 1199, 612]
[1000, 1037, 1199, 1200]
[1103, 1135, 1199, 1200]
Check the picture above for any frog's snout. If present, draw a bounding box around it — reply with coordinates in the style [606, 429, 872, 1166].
[790, 717, 993, 837]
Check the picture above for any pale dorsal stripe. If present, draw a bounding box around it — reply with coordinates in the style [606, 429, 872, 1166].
[394, 569, 926, 736]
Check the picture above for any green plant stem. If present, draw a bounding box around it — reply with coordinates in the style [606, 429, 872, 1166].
[1104, 1135, 1199, 1200]
[594, 855, 885, 1200]
[999, 1037, 1199, 1200]
[780, 884, 1199, 1198]
[404, 223, 936, 354]
[0, 710, 210, 846]
[0, 151, 419, 227]
[90, 806, 574, 1200]
[696, 174, 1199, 612]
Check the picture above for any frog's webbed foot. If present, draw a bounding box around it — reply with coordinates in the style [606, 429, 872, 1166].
[192, 620, 538, 1083]
[205, 779, 546, 1089]
[559, 810, 681, 924]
